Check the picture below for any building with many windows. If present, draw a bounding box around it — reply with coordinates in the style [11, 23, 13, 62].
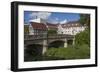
[57, 21, 86, 35]
[24, 18, 86, 36]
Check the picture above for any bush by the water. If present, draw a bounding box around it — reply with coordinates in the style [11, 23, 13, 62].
[75, 29, 90, 46]
[45, 45, 90, 60]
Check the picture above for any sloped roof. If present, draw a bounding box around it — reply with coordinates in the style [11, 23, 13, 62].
[46, 23, 58, 30]
[30, 22, 47, 30]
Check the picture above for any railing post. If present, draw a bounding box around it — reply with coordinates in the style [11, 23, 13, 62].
[64, 38, 67, 48]
[42, 39, 48, 55]
[73, 36, 75, 46]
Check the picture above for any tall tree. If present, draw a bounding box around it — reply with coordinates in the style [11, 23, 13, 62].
[79, 14, 90, 28]
[24, 25, 29, 34]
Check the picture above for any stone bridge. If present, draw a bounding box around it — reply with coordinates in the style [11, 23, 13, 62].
[24, 34, 75, 54]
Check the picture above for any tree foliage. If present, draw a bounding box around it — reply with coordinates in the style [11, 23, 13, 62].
[47, 29, 57, 34]
[24, 25, 29, 34]
[79, 14, 90, 28]
[75, 29, 90, 46]
[45, 45, 90, 60]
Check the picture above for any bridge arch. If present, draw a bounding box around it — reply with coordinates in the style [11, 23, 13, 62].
[24, 35, 75, 55]
[67, 39, 74, 45]
[48, 39, 74, 48]
[48, 40, 65, 48]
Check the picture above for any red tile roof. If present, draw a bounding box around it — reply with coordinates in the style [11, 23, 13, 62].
[46, 23, 58, 30]
[30, 21, 83, 30]
[30, 22, 47, 30]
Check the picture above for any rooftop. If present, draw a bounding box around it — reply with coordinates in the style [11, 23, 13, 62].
[30, 22, 47, 30]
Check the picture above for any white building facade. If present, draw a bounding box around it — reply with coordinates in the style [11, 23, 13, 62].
[27, 18, 86, 36]
[57, 21, 86, 35]
[29, 18, 47, 35]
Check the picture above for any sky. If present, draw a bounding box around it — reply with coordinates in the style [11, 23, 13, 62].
[24, 11, 80, 24]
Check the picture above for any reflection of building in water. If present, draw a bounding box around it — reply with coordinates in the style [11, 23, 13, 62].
[24, 18, 86, 35]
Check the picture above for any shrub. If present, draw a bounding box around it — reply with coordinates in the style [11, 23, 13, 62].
[75, 29, 90, 46]
[47, 29, 57, 34]
[45, 44, 90, 60]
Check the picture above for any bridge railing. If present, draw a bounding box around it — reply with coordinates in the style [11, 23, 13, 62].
[47, 34, 71, 38]
[24, 34, 74, 40]
[24, 34, 47, 40]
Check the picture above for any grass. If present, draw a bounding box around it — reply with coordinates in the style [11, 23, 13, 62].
[24, 44, 90, 61]
[44, 44, 90, 60]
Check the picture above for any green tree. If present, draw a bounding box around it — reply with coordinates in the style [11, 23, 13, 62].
[47, 29, 57, 34]
[79, 14, 90, 28]
[24, 25, 29, 34]
[75, 29, 90, 46]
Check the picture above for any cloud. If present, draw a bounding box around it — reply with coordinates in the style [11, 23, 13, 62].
[60, 19, 67, 24]
[29, 12, 51, 20]
[29, 12, 67, 24]
[29, 12, 37, 17]
[49, 20, 59, 24]
[47, 17, 59, 24]
[48, 18, 67, 24]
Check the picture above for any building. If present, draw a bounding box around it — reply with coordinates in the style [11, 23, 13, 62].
[29, 22, 47, 35]
[25, 17, 86, 36]
[28, 18, 58, 35]
[57, 21, 86, 35]
[46, 23, 58, 30]
[28, 18, 47, 35]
